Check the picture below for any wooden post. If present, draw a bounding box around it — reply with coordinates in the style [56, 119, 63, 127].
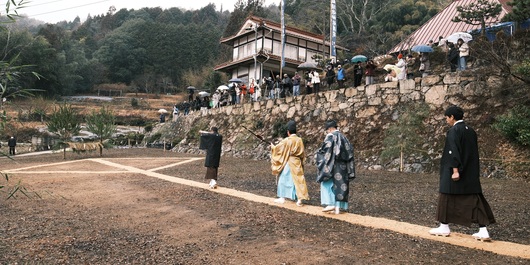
[400, 146, 403, 172]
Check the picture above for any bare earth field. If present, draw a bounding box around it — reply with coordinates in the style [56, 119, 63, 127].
[1, 148, 529, 264]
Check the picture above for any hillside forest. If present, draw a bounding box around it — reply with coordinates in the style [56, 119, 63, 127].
[1, 0, 453, 97]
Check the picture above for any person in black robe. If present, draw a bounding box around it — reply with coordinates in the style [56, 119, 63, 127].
[315, 120, 356, 214]
[429, 106, 495, 241]
[199, 127, 223, 189]
[8, 136, 16, 156]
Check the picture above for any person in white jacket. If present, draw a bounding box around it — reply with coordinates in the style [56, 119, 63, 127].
[396, 54, 407, 80]
[309, 70, 321, 94]
[457, 38, 469, 71]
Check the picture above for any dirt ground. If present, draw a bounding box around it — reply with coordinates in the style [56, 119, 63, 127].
[1, 148, 529, 264]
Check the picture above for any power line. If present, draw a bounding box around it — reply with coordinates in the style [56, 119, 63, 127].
[27, 0, 69, 8]
[28, 0, 110, 17]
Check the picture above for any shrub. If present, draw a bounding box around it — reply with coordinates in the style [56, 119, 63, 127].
[131, 98, 139, 108]
[146, 132, 161, 143]
[114, 115, 147, 126]
[513, 59, 530, 78]
[493, 105, 530, 146]
[144, 124, 153, 133]
[271, 118, 287, 138]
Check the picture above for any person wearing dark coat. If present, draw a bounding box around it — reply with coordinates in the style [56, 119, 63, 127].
[199, 127, 223, 189]
[8, 136, 16, 155]
[447, 42, 459, 72]
[325, 66, 335, 88]
[429, 106, 495, 241]
[353, 62, 363, 87]
[315, 120, 356, 215]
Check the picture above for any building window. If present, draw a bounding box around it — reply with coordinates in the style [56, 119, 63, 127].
[307, 50, 319, 63]
[286, 36, 298, 45]
[264, 38, 273, 52]
[272, 40, 281, 56]
[285, 43, 298, 60]
[299, 39, 307, 47]
[298, 47, 306, 61]
[307, 41, 318, 50]
[233, 47, 239, 60]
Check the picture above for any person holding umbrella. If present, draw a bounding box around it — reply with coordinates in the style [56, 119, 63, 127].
[353, 61, 363, 87]
[419, 52, 430, 77]
[187, 86, 195, 102]
[365, 60, 377, 85]
[325, 65, 335, 89]
[309, 70, 321, 94]
[457, 38, 469, 71]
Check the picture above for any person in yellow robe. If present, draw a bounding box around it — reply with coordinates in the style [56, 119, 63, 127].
[270, 120, 310, 206]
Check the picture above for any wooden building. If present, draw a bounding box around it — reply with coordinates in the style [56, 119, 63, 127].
[214, 16, 346, 83]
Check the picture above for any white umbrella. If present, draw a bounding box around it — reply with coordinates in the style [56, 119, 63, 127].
[383, 64, 401, 75]
[297, 61, 319, 70]
[198, 91, 210, 97]
[158, 109, 168, 114]
[447, 32, 473, 43]
[217, 85, 229, 91]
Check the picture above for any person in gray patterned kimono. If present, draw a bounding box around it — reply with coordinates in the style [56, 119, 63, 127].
[315, 120, 356, 214]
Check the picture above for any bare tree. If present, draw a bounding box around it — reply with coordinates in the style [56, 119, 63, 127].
[336, 0, 390, 37]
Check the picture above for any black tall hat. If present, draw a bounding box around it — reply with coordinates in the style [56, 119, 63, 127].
[286, 120, 296, 132]
[324, 120, 337, 130]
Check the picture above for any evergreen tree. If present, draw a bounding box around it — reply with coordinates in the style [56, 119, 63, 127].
[502, 0, 530, 23]
[223, 0, 266, 37]
[46, 103, 81, 159]
[452, 0, 502, 36]
[381, 103, 430, 172]
[85, 106, 117, 156]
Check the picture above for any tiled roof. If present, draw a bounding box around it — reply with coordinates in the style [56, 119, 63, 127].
[220, 15, 347, 50]
[388, 0, 512, 54]
[220, 15, 324, 44]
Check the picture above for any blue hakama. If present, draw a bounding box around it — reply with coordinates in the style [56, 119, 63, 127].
[320, 178, 349, 210]
[277, 163, 297, 200]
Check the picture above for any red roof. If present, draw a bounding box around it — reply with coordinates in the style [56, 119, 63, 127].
[388, 0, 512, 54]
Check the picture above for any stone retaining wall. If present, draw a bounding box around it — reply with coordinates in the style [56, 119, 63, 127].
[151, 70, 512, 173]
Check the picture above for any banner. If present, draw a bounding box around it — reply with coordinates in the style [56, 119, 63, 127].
[281, 0, 286, 67]
[330, 0, 337, 61]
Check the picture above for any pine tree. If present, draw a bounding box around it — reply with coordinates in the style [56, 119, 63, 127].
[502, 0, 530, 23]
[85, 106, 117, 156]
[46, 103, 81, 159]
[452, 0, 502, 36]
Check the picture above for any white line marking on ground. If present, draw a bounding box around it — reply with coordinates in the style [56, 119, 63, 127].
[147, 157, 204, 172]
[6, 171, 131, 174]
[4, 160, 84, 173]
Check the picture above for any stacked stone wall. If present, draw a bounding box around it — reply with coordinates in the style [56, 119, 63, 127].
[151, 71, 522, 174]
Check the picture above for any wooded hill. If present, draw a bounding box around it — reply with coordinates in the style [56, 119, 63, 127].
[3, 0, 457, 97]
